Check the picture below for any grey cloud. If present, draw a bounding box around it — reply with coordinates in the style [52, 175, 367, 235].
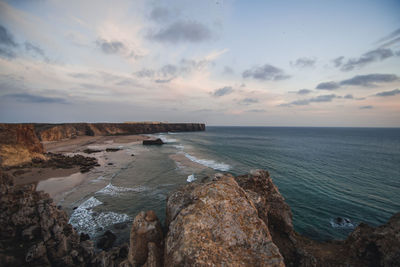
[96, 39, 125, 54]
[238, 98, 259, 105]
[316, 81, 340, 90]
[282, 94, 337, 106]
[332, 56, 344, 67]
[3, 93, 68, 104]
[154, 78, 174, 83]
[247, 109, 266, 112]
[213, 86, 234, 97]
[69, 73, 95, 79]
[160, 64, 178, 76]
[375, 88, 400, 97]
[0, 25, 17, 47]
[296, 89, 312, 95]
[340, 74, 399, 87]
[291, 57, 316, 68]
[150, 7, 173, 22]
[343, 94, 353, 99]
[360, 105, 373, 109]
[242, 64, 290, 81]
[377, 28, 400, 47]
[25, 42, 45, 57]
[340, 48, 395, 71]
[223, 66, 234, 75]
[0, 46, 16, 59]
[134, 69, 155, 78]
[149, 20, 212, 43]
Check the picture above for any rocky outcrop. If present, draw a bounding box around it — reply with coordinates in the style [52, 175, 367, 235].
[34, 123, 205, 141]
[0, 124, 45, 167]
[0, 171, 96, 266]
[127, 210, 163, 267]
[165, 173, 285, 266]
[142, 139, 164, 146]
[1, 168, 399, 267]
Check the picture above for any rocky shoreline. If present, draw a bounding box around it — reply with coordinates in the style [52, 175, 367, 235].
[0, 169, 399, 266]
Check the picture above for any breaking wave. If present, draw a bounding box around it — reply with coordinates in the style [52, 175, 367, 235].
[184, 152, 231, 171]
[187, 174, 196, 182]
[96, 183, 149, 196]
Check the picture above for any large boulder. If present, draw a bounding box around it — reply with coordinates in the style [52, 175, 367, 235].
[164, 174, 285, 266]
[142, 139, 164, 146]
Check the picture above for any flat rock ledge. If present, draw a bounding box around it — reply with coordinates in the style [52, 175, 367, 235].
[1, 169, 399, 267]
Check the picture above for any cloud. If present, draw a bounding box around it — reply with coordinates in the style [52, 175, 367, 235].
[69, 72, 95, 79]
[340, 48, 395, 71]
[96, 39, 125, 54]
[149, 20, 212, 43]
[377, 28, 400, 47]
[343, 94, 353, 99]
[238, 98, 259, 105]
[332, 56, 344, 67]
[0, 25, 17, 47]
[223, 66, 234, 75]
[296, 89, 312, 95]
[24, 42, 49, 62]
[375, 88, 400, 97]
[150, 7, 173, 23]
[290, 57, 316, 68]
[2, 93, 68, 104]
[134, 69, 155, 78]
[316, 81, 340, 90]
[154, 78, 174, 83]
[212, 86, 234, 97]
[360, 105, 373, 109]
[0, 25, 17, 59]
[340, 74, 399, 87]
[247, 109, 266, 113]
[0, 46, 16, 59]
[242, 64, 290, 81]
[281, 94, 337, 106]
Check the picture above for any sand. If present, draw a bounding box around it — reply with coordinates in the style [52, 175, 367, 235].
[10, 135, 149, 204]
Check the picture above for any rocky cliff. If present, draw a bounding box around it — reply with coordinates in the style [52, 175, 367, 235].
[1, 170, 399, 267]
[34, 123, 205, 141]
[0, 124, 45, 167]
[0, 122, 205, 167]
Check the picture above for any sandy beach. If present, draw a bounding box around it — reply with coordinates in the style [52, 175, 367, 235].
[10, 135, 149, 205]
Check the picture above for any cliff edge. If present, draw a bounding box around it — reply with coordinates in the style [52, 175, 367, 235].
[1, 170, 399, 266]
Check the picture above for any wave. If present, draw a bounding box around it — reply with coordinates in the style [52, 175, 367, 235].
[96, 183, 149, 196]
[329, 217, 355, 229]
[184, 152, 231, 171]
[187, 174, 196, 182]
[68, 197, 130, 236]
[174, 144, 185, 151]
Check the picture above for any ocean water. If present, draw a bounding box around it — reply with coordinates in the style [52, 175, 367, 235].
[69, 127, 400, 242]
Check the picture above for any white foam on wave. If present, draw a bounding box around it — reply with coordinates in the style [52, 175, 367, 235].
[187, 174, 196, 182]
[184, 152, 231, 171]
[97, 183, 149, 196]
[91, 175, 107, 183]
[329, 218, 355, 229]
[174, 144, 184, 151]
[68, 196, 130, 236]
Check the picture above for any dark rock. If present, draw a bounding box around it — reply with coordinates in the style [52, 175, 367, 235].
[83, 148, 102, 154]
[107, 162, 114, 165]
[142, 139, 164, 145]
[96, 230, 116, 250]
[105, 148, 121, 152]
[80, 233, 90, 242]
[113, 222, 128, 230]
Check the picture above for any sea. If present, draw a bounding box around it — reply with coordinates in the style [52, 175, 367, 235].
[67, 126, 400, 244]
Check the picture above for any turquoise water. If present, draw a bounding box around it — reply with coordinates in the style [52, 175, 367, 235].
[69, 126, 400, 242]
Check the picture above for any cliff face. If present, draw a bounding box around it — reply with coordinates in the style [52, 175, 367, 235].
[0, 124, 45, 167]
[1, 169, 399, 266]
[35, 123, 205, 141]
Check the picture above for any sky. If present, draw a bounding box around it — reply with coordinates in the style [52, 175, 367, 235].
[0, 0, 399, 127]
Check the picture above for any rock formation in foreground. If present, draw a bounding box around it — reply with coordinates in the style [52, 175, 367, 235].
[1, 169, 399, 266]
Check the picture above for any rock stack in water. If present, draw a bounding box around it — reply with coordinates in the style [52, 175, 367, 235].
[1, 169, 399, 266]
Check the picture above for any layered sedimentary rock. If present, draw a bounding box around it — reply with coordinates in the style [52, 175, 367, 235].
[0, 124, 45, 167]
[35, 122, 205, 141]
